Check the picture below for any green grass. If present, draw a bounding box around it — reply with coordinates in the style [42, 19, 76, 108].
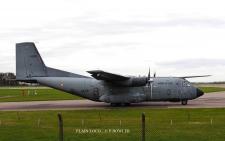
[198, 87, 225, 93]
[0, 108, 224, 141]
[0, 88, 83, 102]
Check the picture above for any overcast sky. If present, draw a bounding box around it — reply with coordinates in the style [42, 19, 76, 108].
[1, 0, 225, 82]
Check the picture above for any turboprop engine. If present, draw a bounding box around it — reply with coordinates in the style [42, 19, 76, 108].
[112, 77, 147, 87]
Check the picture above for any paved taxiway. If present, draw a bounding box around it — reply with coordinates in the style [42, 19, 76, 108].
[0, 92, 225, 111]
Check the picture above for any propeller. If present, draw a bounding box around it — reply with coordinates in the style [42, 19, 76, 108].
[147, 68, 151, 86]
[146, 67, 156, 87]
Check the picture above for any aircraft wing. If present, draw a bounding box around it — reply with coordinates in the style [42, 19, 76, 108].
[180, 75, 211, 79]
[87, 70, 130, 81]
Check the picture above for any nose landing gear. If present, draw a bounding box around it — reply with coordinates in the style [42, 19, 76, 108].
[181, 100, 188, 105]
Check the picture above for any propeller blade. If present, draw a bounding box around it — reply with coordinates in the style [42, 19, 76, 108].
[154, 72, 156, 78]
[147, 67, 151, 86]
[148, 68, 150, 80]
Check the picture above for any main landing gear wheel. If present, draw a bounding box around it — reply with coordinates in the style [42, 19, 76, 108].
[110, 103, 131, 107]
[181, 100, 188, 105]
[122, 103, 130, 106]
[110, 103, 121, 107]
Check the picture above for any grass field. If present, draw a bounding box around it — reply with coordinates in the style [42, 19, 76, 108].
[0, 88, 83, 102]
[0, 86, 225, 102]
[198, 87, 225, 93]
[0, 108, 224, 141]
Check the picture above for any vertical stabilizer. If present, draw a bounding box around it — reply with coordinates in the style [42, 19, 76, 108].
[16, 42, 47, 81]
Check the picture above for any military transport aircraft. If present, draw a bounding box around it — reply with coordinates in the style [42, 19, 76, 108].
[16, 42, 209, 106]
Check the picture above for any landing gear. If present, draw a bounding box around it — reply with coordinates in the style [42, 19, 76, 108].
[123, 103, 130, 106]
[110, 103, 121, 107]
[181, 100, 188, 105]
[110, 103, 131, 107]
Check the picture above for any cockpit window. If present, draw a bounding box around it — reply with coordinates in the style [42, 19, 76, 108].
[182, 81, 191, 87]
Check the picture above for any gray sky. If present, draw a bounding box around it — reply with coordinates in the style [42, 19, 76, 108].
[1, 0, 225, 82]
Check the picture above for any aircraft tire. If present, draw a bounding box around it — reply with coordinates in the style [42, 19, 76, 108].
[181, 100, 188, 105]
[124, 103, 130, 106]
[110, 103, 121, 107]
[121, 103, 130, 106]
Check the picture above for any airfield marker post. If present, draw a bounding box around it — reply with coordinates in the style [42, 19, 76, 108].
[82, 119, 84, 126]
[37, 118, 41, 128]
[141, 113, 146, 141]
[21, 90, 25, 96]
[57, 113, 64, 141]
[17, 112, 20, 120]
[98, 112, 102, 121]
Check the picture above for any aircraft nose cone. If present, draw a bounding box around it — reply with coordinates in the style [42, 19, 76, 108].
[196, 88, 204, 97]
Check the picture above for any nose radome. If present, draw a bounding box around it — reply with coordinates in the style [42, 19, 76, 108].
[196, 88, 204, 97]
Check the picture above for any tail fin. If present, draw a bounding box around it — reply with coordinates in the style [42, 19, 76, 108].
[16, 42, 88, 82]
[16, 42, 47, 81]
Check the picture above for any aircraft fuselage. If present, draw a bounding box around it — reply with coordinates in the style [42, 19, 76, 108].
[34, 76, 203, 104]
[16, 42, 204, 106]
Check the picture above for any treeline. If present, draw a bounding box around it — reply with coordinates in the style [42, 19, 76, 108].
[193, 82, 225, 84]
[0, 73, 19, 86]
[0, 72, 41, 87]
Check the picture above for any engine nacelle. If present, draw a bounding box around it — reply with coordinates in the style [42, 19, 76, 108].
[113, 77, 147, 87]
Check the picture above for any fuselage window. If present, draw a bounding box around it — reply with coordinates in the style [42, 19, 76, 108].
[158, 81, 173, 85]
[182, 81, 191, 87]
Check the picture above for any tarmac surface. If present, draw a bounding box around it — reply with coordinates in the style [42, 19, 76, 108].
[0, 92, 225, 111]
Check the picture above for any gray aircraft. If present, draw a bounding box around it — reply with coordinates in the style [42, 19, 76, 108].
[16, 42, 208, 106]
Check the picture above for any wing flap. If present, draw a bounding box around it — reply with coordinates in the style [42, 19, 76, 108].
[87, 70, 129, 81]
[180, 75, 211, 79]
